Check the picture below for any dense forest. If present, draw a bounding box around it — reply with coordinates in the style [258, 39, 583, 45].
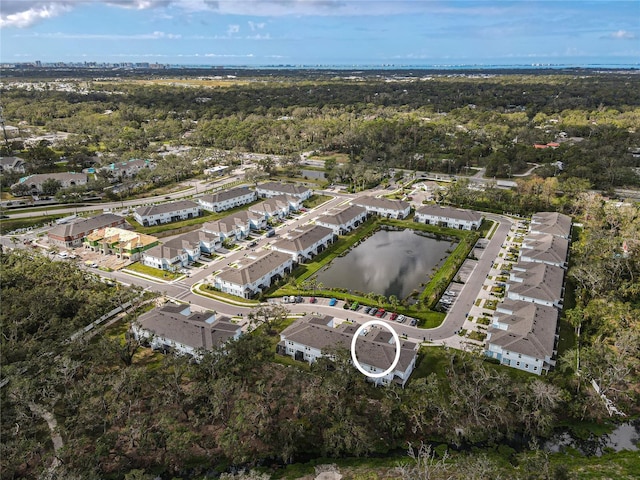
[2, 70, 640, 190]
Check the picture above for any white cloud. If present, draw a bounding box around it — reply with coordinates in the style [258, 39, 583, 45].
[608, 30, 636, 40]
[248, 20, 265, 31]
[227, 24, 240, 35]
[0, 1, 74, 28]
[1, 0, 521, 28]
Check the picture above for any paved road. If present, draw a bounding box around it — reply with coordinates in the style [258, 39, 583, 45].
[3, 175, 243, 219]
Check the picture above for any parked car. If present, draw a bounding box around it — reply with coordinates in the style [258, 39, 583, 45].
[289, 295, 296, 303]
[57, 251, 69, 258]
[410, 319, 417, 326]
[266, 229, 276, 238]
[282, 296, 290, 303]
[369, 308, 378, 316]
[445, 290, 457, 296]
[350, 301, 359, 311]
[328, 298, 337, 306]
[363, 306, 371, 314]
[296, 295, 303, 303]
[310, 297, 317, 303]
[389, 312, 398, 321]
[375, 309, 386, 318]
[396, 314, 406, 323]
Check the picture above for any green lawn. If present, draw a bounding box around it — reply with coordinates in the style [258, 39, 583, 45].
[125, 262, 181, 280]
[197, 284, 260, 305]
[303, 193, 333, 209]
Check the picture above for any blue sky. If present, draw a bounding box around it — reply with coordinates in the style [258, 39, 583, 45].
[1, 1, 639, 66]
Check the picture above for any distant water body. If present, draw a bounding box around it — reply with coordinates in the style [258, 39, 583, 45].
[178, 63, 639, 71]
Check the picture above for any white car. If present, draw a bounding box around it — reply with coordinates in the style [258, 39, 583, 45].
[57, 251, 69, 258]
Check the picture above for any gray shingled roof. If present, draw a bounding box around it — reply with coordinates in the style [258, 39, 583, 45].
[508, 262, 565, 303]
[249, 194, 297, 215]
[137, 305, 240, 350]
[353, 196, 410, 212]
[216, 250, 291, 285]
[272, 224, 334, 253]
[530, 212, 572, 238]
[135, 200, 199, 218]
[521, 233, 569, 265]
[199, 186, 254, 205]
[316, 205, 367, 226]
[258, 181, 311, 196]
[280, 315, 417, 372]
[47, 213, 125, 239]
[488, 300, 558, 359]
[415, 204, 483, 223]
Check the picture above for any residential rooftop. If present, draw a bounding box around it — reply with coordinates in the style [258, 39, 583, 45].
[134, 200, 199, 217]
[353, 196, 410, 212]
[137, 304, 239, 351]
[216, 250, 292, 285]
[47, 213, 125, 239]
[415, 204, 483, 222]
[258, 181, 311, 196]
[316, 205, 367, 225]
[272, 224, 334, 252]
[199, 186, 254, 205]
[489, 299, 559, 359]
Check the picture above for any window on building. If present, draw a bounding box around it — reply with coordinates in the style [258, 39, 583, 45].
[516, 362, 520, 366]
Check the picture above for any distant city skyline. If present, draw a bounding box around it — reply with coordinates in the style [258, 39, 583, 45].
[1, 1, 639, 67]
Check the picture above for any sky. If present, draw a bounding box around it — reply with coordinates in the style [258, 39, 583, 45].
[0, 1, 639, 66]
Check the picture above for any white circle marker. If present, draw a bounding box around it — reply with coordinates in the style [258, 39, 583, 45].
[350, 320, 401, 379]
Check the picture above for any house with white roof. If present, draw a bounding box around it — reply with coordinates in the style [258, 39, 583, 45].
[277, 315, 418, 387]
[271, 224, 336, 262]
[133, 200, 201, 227]
[133, 303, 241, 358]
[198, 186, 256, 213]
[213, 250, 294, 298]
[353, 196, 411, 219]
[256, 181, 312, 201]
[414, 205, 483, 230]
[315, 205, 367, 235]
[485, 299, 559, 375]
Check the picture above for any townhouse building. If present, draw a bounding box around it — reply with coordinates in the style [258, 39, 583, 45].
[198, 186, 256, 213]
[315, 205, 367, 235]
[271, 224, 336, 262]
[256, 181, 312, 201]
[133, 200, 201, 227]
[353, 196, 411, 219]
[277, 315, 418, 387]
[213, 250, 293, 298]
[414, 205, 483, 230]
[133, 303, 241, 358]
[84, 227, 158, 261]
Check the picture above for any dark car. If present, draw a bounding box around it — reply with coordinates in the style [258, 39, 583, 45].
[363, 306, 371, 314]
[310, 297, 317, 303]
[369, 308, 378, 316]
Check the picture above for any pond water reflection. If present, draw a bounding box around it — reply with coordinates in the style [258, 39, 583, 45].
[316, 228, 456, 299]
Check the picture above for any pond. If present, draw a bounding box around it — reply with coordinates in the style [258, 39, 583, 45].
[316, 228, 456, 299]
[301, 169, 326, 180]
[544, 421, 639, 456]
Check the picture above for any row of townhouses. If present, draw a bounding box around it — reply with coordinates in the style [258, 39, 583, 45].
[198, 186, 256, 212]
[133, 200, 201, 227]
[277, 315, 418, 387]
[353, 196, 411, 219]
[485, 212, 572, 375]
[414, 204, 484, 230]
[271, 224, 337, 262]
[315, 205, 368, 235]
[132, 303, 242, 358]
[141, 230, 220, 271]
[213, 250, 294, 298]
